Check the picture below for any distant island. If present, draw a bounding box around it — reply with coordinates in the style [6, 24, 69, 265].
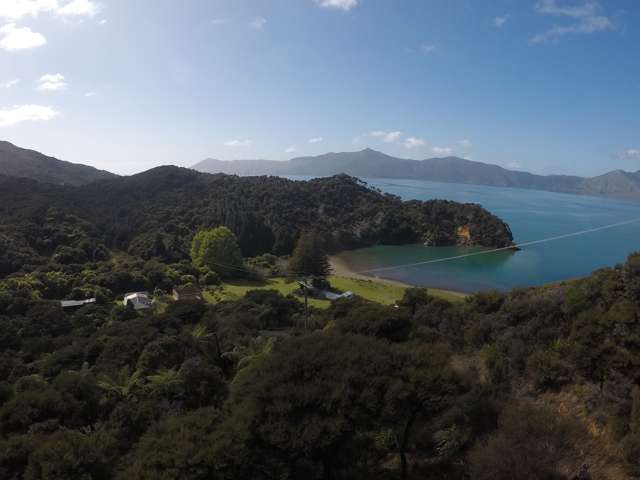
[193, 148, 640, 199]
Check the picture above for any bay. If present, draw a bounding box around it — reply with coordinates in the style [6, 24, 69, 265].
[331, 178, 640, 293]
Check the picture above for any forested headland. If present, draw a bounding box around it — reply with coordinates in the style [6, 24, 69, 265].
[0, 167, 513, 278]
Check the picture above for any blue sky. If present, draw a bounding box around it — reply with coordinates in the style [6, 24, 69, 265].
[0, 0, 638, 176]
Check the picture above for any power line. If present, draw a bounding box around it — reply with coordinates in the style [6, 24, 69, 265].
[357, 217, 640, 275]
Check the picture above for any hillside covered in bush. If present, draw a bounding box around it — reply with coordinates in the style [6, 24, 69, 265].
[0, 167, 513, 277]
[1, 231, 640, 478]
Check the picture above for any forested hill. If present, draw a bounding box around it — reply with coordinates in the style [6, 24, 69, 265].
[0, 141, 117, 186]
[193, 148, 640, 198]
[0, 167, 513, 277]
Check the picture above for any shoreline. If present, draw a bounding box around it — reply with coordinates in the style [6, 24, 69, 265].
[329, 255, 469, 299]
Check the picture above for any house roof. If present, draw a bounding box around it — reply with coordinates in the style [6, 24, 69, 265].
[173, 285, 202, 295]
[60, 298, 97, 308]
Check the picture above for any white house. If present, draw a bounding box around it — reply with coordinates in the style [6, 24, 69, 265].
[123, 292, 153, 310]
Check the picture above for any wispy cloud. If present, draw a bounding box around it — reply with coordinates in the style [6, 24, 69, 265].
[370, 130, 402, 143]
[37, 73, 67, 91]
[211, 18, 227, 25]
[309, 136, 323, 144]
[56, 0, 101, 17]
[420, 44, 436, 54]
[98, 18, 107, 25]
[224, 139, 252, 147]
[314, 0, 359, 11]
[619, 149, 640, 160]
[0, 104, 60, 127]
[0, 78, 19, 89]
[432, 146, 452, 156]
[0, 23, 46, 50]
[84, 91, 95, 97]
[249, 17, 266, 30]
[507, 161, 523, 170]
[458, 139, 473, 149]
[366, 130, 426, 150]
[531, 0, 614, 44]
[493, 14, 510, 28]
[403, 137, 426, 149]
[285, 147, 296, 154]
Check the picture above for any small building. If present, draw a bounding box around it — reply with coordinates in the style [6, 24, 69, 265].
[60, 298, 96, 309]
[323, 291, 354, 301]
[123, 292, 153, 310]
[297, 281, 353, 301]
[172, 285, 204, 302]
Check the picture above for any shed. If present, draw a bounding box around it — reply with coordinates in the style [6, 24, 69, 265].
[172, 285, 204, 302]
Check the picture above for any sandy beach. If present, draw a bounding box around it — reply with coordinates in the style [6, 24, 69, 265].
[329, 255, 469, 299]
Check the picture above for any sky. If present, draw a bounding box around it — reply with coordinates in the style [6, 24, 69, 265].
[0, 0, 638, 176]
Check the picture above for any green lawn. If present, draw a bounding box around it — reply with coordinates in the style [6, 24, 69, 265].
[203, 276, 466, 309]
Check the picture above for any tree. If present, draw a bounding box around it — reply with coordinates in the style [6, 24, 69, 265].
[468, 403, 588, 480]
[288, 232, 331, 278]
[190, 227, 244, 278]
[223, 333, 458, 479]
[118, 408, 222, 480]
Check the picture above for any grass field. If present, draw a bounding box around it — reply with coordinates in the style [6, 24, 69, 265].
[203, 276, 466, 309]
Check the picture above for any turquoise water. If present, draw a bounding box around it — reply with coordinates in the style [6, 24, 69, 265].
[333, 178, 640, 293]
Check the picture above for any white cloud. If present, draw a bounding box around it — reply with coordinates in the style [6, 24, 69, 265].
[493, 14, 510, 27]
[309, 136, 323, 144]
[314, 0, 359, 11]
[432, 146, 452, 156]
[507, 161, 523, 170]
[0, 104, 59, 127]
[39, 73, 64, 83]
[56, 0, 101, 17]
[620, 149, 640, 160]
[531, 0, 614, 44]
[98, 18, 106, 25]
[285, 147, 296, 154]
[421, 44, 436, 54]
[249, 17, 266, 30]
[37, 73, 67, 91]
[0, 79, 20, 89]
[403, 137, 426, 149]
[383, 131, 402, 143]
[458, 139, 473, 149]
[0, 0, 101, 20]
[369, 130, 403, 143]
[211, 18, 227, 25]
[84, 91, 95, 97]
[0, 23, 46, 50]
[0, 0, 59, 20]
[224, 139, 252, 147]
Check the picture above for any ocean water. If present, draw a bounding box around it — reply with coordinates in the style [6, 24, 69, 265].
[331, 178, 640, 293]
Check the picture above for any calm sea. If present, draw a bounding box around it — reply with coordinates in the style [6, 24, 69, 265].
[330, 178, 640, 293]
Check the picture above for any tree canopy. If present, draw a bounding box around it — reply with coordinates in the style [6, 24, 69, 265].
[190, 227, 244, 278]
[288, 232, 331, 278]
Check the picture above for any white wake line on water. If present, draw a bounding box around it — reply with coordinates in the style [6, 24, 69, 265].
[357, 217, 640, 275]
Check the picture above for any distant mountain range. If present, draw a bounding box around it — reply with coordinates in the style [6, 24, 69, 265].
[0, 141, 117, 186]
[193, 148, 640, 198]
[2, 140, 639, 198]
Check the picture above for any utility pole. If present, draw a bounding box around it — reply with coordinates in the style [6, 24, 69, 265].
[298, 279, 310, 329]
